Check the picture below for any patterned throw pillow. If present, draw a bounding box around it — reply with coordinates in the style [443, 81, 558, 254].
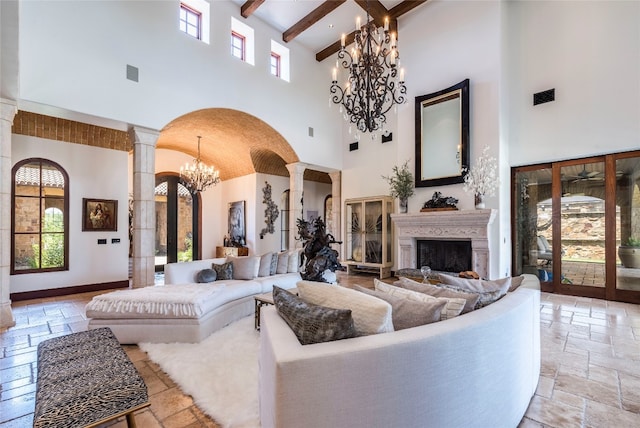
[394, 277, 480, 314]
[353, 285, 445, 330]
[212, 262, 233, 281]
[273, 286, 357, 345]
[196, 268, 217, 283]
[269, 253, 278, 275]
[374, 279, 465, 321]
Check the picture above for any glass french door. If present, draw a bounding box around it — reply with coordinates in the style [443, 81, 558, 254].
[512, 151, 640, 303]
[155, 174, 200, 271]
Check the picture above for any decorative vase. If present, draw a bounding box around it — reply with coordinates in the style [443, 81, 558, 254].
[399, 197, 408, 213]
[475, 194, 485, 209]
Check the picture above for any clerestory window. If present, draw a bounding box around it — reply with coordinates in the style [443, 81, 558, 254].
[180, 3, 202, 40]
[12, 158, 69, 274]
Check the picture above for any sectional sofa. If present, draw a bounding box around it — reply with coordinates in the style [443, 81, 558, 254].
[259, 277, 541, 428]
[86, 254, 301, 343]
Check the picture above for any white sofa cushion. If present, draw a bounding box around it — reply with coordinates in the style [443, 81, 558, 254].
[227, 255, 260, 280]
[374, 279, 465, 320]
[287, 249, 301, 273]
[353, 285, 445, 329]
[276, 251, 289, 274]
[258, 252, 274, 277]
[297, 280, 394, 334]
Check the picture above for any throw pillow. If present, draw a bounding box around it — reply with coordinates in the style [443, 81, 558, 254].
[212, 262, 233, 281]
[227, 255, 260, 280]
[196, 268, 217, 283]
[258, 252, 274, 277]
[269, 253, 278, 275]
[394, 277, 480, 314]
[287, 249, 301, 273]
[374, 279, 465, 321]
[437, 275, 512, 308]
[508, 275, 525, 292]
[297, 280, 394, 334]
[353, 285, 445, 330]
[276, 251, 289, 274]
[272, 286, 357, 345]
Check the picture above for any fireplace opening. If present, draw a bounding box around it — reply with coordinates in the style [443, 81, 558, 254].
[417, 240, 472, 273]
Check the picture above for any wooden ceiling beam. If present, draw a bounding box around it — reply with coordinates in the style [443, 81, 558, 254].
[283, 0, 347, 43]
[389, 0, 429, 18]
[240, 0, 265, 18]
[316, 30, 356, 62]
[315, 0, 429, 61]
[354, 0, 388, 26]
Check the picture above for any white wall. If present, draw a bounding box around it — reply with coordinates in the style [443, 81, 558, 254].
[18, 0, 342, 170]
[11, 136, 129, 293]
[506, 0, 640, 166]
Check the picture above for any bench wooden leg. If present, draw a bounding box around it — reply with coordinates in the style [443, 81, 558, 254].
[126, 412, 137, 428]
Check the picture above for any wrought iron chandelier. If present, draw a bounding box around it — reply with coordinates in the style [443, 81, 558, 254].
[180, 136, 220, 193]
[330, 9, 407, 136]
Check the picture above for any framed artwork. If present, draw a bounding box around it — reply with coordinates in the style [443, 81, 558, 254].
[82, 198, 118, 231]
[228, 200, 246, 245]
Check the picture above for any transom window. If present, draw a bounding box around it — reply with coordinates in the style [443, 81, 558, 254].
[12, 158, 69, 273]
[231, 31, 246, 61]
[270, 52, 281, 77]
[180, 3, 201, 39]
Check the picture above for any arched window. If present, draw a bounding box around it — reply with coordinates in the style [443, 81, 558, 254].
[12, 158, 69, 273]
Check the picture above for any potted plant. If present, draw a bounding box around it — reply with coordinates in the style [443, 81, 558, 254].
[618, 237, 640, 268]
[382, 161, 415, 213]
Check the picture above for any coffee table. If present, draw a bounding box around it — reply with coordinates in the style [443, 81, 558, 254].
[254, 288, 297, 330]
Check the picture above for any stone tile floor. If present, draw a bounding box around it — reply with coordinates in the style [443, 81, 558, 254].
[2, 272, 640, 427]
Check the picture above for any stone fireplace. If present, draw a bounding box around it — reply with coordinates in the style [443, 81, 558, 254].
[391, 209, 497, 279]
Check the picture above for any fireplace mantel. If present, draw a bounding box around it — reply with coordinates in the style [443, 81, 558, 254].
[391, 209, 497, 279]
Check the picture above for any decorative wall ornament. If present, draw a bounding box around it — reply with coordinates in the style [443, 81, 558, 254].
[259, 181, 279, 239]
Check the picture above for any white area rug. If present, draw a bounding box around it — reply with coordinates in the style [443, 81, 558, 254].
[139, 317, 260, 428]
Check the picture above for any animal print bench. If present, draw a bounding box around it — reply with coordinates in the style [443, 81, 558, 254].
[34, 327, 150, 428]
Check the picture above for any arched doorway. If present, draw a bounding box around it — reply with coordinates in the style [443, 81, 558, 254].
[154, 173, 201, 271]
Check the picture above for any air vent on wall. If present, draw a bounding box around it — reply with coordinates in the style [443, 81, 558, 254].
[126, 65, 139, 82]
[533, 88, 555, 106]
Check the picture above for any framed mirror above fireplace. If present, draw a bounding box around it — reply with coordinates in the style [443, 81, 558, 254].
[415, 79, 470, 187]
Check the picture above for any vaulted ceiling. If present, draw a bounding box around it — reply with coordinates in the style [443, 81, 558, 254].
[233, 0, 429, 61]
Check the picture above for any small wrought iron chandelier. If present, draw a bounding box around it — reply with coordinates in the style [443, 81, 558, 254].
[180, 136, 220, 193]
[330, 7, 407, 136]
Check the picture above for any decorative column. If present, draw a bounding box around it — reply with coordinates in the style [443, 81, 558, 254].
[286, 162, 306, 250]
[328, 170, 342, 256]
[0, 99, 17, 329]
[128, 126, 159, 288]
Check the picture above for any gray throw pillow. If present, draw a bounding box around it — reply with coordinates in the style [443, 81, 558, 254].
[258, 252, 274, 277]
[353, 285, 445, 330]
[437, 275, 511, 309]
[276, 251, 289, 274]
[394, 277, 480, 314]
[196, 268, 217, 283]
[269, 253, 278, 275]
[212, 262, 233, 281]
[273, 286, 358, 345]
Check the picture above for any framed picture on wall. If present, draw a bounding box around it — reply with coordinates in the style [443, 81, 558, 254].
[228, 200, 246, 245]
[82, 198, 118, 232]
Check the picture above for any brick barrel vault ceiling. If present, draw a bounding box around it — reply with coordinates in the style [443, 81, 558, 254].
[158, 108, 300, 181]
